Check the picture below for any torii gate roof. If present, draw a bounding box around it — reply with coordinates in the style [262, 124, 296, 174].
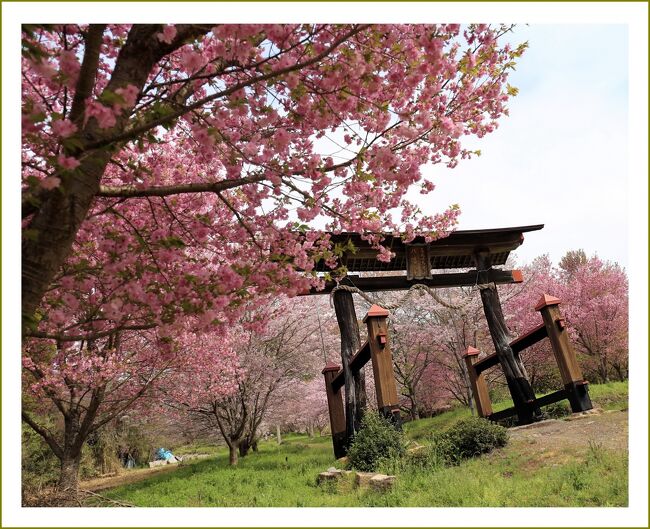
[315, 224, 544, 272]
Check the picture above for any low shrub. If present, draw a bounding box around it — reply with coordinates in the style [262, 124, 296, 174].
[347, 412, 406, 472]
[543, 401, 572, 419]
[430, 417, 508, 465]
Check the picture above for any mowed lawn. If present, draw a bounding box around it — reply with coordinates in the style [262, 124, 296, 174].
[101, 382, 628, 507]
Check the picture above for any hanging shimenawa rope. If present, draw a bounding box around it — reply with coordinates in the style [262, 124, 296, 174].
[329, 282, 476, 311]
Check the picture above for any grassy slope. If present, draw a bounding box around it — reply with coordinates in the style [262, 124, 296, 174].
[102, 381, 628, 507]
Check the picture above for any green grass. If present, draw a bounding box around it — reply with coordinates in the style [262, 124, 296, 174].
[100, 382, 628, 507]
[367, 440, 627, 507]
[103, 436, 354, 507]
[171, 441, 222, 457]
[587, 380, 628, 410]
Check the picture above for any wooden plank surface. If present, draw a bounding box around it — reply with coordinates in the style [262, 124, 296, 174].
[488, 406, 518, 422]
[474, 323, 548, 375]
[535, 389, 569, 408]
[322, 368, 347, 459]
[331, 340, 370, 392]
[510, 323, 548, 354]
[312, 225, 544, 272]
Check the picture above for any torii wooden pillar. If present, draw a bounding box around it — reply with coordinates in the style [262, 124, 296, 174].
[463, 346, 493, 418]
[364, 305, 401, 427]
[322, 305, 402, 456]
[321, 363, 347, 458]
[536, 294, 593, 412]
[332, 289, 367, 434]
[475, 251, 542, 425]
[463, 293, 592, 421]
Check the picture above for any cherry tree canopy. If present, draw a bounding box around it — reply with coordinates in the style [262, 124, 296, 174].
[22, 23, 526, 338]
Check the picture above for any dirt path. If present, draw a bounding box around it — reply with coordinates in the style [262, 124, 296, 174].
[80, 455, 212, 492]
[505, 409, 628, 467]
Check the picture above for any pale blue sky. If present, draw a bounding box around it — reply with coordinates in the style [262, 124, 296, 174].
[415, 24, 629, 269]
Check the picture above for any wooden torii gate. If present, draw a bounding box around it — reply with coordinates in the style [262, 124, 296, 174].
[301, 224, 591, 456]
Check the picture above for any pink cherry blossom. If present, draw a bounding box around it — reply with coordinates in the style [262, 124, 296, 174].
[51, 119, 77, 138]
[40, 176, 61, 190]
[57, 154, 80, 170]
[115, 84, 139, 109]
[21, 24, 530, 486]
[157, 24, 177, 44]
[85, 100, 117, 128]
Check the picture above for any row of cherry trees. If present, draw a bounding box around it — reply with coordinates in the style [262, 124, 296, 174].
[506, 251, 629, 386]
[385, 252, 629, 419]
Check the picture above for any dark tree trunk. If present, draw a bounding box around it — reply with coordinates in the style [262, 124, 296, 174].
[460, 359, 476, 416]
[58, 451, 82, 494]
[228, 444, 239, 466]
[22, 27, 160, 329]
[613, 363, 627, 381]
[56, 410, 88, 495]
[475, 253, 542, 425]
[354, 368, 367, 428]
[333, 290, 366, 439]
[22, 152, 111, 330]
[407, 389, 419, 420]
[21, 25, 211, 330]
[598, 355, 609, 383]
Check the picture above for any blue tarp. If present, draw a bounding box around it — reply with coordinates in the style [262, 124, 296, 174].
[156, 448, 174, 461]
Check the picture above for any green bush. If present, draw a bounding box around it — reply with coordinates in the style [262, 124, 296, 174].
[347, 412, 406, 472]
[22, 423, 60, 492]
[430, 417, 508, 465]
[544, 401, 572, 419]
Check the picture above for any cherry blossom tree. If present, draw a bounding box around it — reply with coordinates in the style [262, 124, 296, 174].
[559, 256, 629, 383]
[505, 253, 628, 388]
[167, 297, 326, 466]
[22, 23, 527, 333]
[558, 249, 588, 277]
[389, 302, 442, 419]
[20, 23, 528, 489]
[275, 377, 330, 438]
[21, 327, 233, 493]
[503, 255, 563, 392]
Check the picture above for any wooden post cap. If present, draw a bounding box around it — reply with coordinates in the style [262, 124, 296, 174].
[463, 346, 480, 357]
[511, 270, 524, 283]
[322, 362, 341, 374]
[362, 304, 390, 323]
[534, 294, 562, 311]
